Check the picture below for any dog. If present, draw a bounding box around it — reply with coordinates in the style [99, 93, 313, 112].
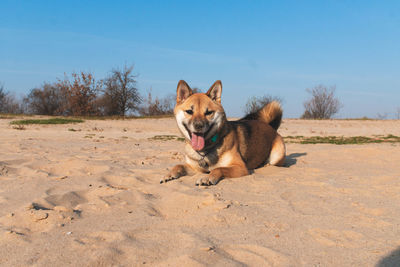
[160, 80, 286, 186]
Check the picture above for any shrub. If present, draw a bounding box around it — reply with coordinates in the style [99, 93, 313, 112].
[0, 83, 23, 114]
[57, 72, 101, 116]
[301, 85, 342, 119]
[25, 82, 67, 115]
[244, 95, 283, 114]
[138, 89, 174, 116]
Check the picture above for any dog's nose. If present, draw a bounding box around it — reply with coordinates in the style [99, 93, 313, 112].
[193, 120, 204, 132]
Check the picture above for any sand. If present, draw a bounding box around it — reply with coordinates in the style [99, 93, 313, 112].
[1, 117, 400, 266]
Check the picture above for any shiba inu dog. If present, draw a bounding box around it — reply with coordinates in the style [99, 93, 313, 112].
[161, 80, 285, 186]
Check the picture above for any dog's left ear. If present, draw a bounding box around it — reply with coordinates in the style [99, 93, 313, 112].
[206, 80, 222, 103]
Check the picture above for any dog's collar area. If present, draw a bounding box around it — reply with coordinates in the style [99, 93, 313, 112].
[196, 133, 218, 154]
[194, 133, 219, 169]
[196, 150, 209, 158]
[196, 149, 213, 168]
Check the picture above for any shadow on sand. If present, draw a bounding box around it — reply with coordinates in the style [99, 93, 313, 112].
[376, 247, 400, 267]
[285, 152, 307, 167]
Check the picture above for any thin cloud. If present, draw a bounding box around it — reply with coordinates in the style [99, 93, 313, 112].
[341, 90, 391, 97]
[0, 68, 61, 76]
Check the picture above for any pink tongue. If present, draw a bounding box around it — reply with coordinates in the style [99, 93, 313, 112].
[191, 133, 205, 151]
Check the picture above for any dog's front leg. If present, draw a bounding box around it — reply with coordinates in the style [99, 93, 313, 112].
[195, 165, 248, 186]
[160, 164, 194, 184]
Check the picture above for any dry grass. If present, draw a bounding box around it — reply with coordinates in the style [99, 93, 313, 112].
[284, 135, 400, 144]
[148, 135, 185, 142]
[10, 118, 84, 125]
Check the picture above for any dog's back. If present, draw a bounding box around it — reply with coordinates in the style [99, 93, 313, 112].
[230, 101, 285, 169]
[239, 101, 283, 130]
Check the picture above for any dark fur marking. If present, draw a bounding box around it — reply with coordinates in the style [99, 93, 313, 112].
[183, 122, 192, 138]
[268, 113, 282, 130]
[240, 112, 259, 121]
[240, 107, 282, 130]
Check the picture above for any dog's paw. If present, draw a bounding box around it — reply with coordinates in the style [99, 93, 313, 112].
[161, 165, 188, 184]
[160, 175, 176, 184]
[160, 173, 178, 184]
[195, 175, 219, 186]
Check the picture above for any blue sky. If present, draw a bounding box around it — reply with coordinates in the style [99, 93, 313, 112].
[1, 0, 399, 118]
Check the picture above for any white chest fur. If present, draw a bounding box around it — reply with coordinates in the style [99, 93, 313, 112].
[184, 143, 233, 171]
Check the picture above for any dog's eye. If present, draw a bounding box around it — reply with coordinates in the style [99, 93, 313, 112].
[185, 110, 193, 115]
[205, 110, 214, 116]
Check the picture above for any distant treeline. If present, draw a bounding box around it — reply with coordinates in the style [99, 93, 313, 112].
[0, 64, 174, 117]
[5, 66, 396, 119]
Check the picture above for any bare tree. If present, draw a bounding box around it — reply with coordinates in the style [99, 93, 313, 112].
[102, 65, 141, 116]
[244, 95, 283, 114]
[191, 87, 201, 94]
[396, 107, 400, 120]
[376, 112, 388, 120]
[301, 85, 342, 119]
[25, 82, 67, 115]
[0, 83, 23, 114]
[138, 89, 174, 116]
[0, 83, 7, 113]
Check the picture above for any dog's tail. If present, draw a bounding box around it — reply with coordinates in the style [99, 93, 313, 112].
[240, 101, 283, 130]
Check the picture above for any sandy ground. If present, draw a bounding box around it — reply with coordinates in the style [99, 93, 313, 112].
[1, 117, 400, 266]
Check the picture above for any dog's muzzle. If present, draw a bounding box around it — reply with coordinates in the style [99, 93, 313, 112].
[193, 120, 206, 132]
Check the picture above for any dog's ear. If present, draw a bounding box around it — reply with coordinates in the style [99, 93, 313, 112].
[176, 80, 193, 104]
[206, 80, 222, 103]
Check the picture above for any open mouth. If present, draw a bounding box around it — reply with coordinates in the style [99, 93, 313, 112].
[183, 123, 214, 151]
[191, 132, 205, 151]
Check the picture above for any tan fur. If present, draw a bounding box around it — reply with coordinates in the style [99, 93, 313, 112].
[258, 101, 282, 125]
[268, 134, 286, 166]
[160, 80, 286, 186]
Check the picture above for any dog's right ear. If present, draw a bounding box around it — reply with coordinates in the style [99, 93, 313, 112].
[176, 80, 193, 104]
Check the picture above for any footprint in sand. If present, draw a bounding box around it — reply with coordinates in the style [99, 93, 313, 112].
[35, 158, 111, 178]
[44, 191, 88, 209]
[80, 182, 165, 218]
[0, 190, 88, 235]
[155, 190, 232, 220]
[0, 164, 9, 176]
[308, 228, 365, 248]
[221, 244, 294, 266]
[76, 231, 128, 246]
[0, 161, 20, 178]
[351, 202, 386, 216]
[200, 192, 232, 211]
[280, 190, 333, 215]
[263, 221, 289, 232]
[100, 174, 148, 189]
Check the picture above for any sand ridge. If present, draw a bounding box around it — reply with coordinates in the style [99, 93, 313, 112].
[1, 117, 400, 266]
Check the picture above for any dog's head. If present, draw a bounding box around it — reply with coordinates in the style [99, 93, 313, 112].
[174, 80, 226, 151]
